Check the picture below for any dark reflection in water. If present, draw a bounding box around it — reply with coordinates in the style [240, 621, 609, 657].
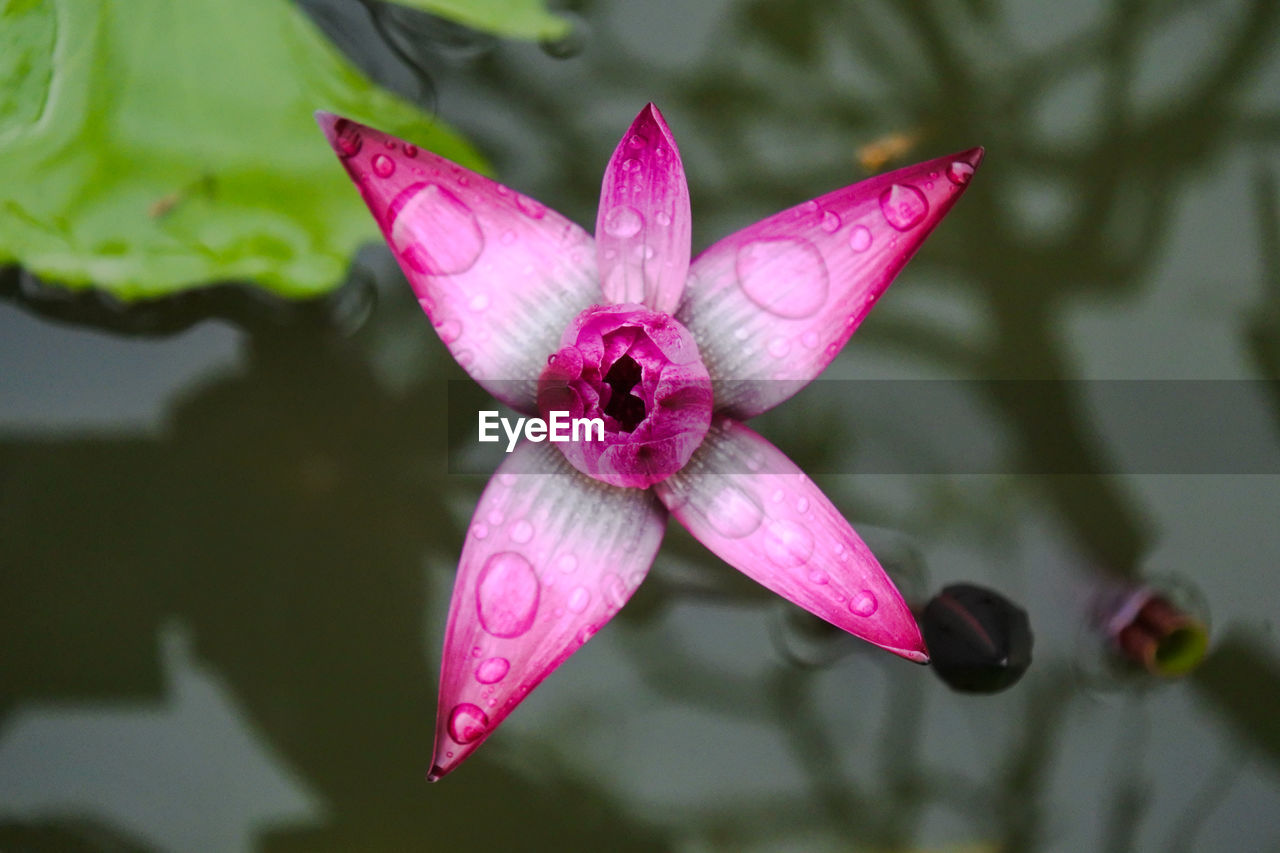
[3, 0, 1280, 850]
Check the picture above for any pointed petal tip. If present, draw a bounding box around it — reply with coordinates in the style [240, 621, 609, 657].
[426, 764, 447, 783]
[313, 110, 339, 137]
[963, 146, 985, 170]
[897, 647, 931, 665]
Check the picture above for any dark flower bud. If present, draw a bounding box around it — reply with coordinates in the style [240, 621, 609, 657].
[922, 583, 1033, 693]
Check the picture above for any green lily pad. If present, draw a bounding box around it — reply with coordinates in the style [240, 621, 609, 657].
[388, 0, 571, 41]
[0, 0, 488, 302]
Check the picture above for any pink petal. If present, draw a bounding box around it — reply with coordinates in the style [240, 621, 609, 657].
[677, 148, 984, 419]
[317, 112, 601, 413]
[595, 104, 692, 315]
[430, 441, 667, 780]
[651, 417, 927, 662]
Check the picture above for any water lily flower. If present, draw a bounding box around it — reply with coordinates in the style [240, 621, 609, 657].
[317, 105, 982, 780]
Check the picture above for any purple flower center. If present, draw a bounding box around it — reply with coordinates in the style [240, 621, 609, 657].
[537, 304, 712, 488]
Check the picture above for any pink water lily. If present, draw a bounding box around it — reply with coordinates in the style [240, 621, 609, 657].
[317, 105, 982, 780]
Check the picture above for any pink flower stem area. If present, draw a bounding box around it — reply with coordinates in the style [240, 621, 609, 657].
[317, 104, 982, 780]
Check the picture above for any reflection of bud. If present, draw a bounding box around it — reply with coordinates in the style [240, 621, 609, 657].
[1102, 587, 1209, 677]
[921, 584, 1033, 693]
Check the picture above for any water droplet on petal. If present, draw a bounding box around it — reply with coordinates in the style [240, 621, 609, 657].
[808, 569, 829, 585]
[705, 483, 764, 538]
[849, 225, 872, 252]
[604, 205, 643, 238]
[500, 230, 517, 245]
[471, 523, 488, 539]
[621, 157, 641, 172]
[795, 496, 809, 513]
[800, 200, 819, 214]
[603, 573, 629, 608]
[471, 645, 483, 658]
[403, 143, 419, 158]
[557, 553, 578, 573]
[767, 337, 791, 358]
[763, 521, 815, 568]
[656, 210, 672, 226]
[516, 193, 546, 218]
[372, 153, 395, 178]
[578, 625, 597, 644]
[448, 703, 489, 743]
[475, 657, 510, 684]
[733, 326, 750, 341]
[487, 509, 504, 525]
[802, 331, 820, 349]
[332, 119, 362, 157]
[879, 184, 929, 231]
[736, 238, 829, 318]
[627, 133, 646, 149]
[476, 552, 540, 638]
[436, 318, 462, 344]
[468, 293, 490, 312]
[389, 183, 484, 275]
[510, 519, 534, 544]
[849, 590, 879, 616]
[947, 161, 974, 185]
[567, 586, 591, 613]
[770, 489, 784, 503]
[820, 210, 842, 233]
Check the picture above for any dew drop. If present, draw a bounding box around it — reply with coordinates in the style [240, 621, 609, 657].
[578, 625, 597, 644]
[621, 157, 641, 172]
[487, 509, 504, 525]
[763, 521, 815, 568]
[403, 143, 419, 158]
[795, 496, 809, 513]
[389, 183, 484, 275]
[372, 153, 395, 178]
[947, 161, 974, 185]
[733, 326, 750, 341]
[800, 200, 820, 214]
[735, 238, 830, 318]
[705, 483, 764, 538]
[627, 133, 646, 149]
[468, 293, 490, 313]
[567, 586, 591, 613]
[656, 210, 672, 226]
[332, 118, 362, 157]
[767, 337, 791, 358]
[878, 184, 929, 231]
[475, 657, 510, 684]
[603, 573, 630, 608]
[510, 519, 534, 544]
[770, 489, 784, 504]
[436, 318, 462, 344]
[849, 590, 879, 617]
[475, 551, 540, 638]
[802, 331, 820, 349]
[820, 210, 842, 233]
[471, 523, 488, 539]
[557, 553, 578, 573]
[516, 193, 546, 219]
[808, 569, 830, 585]
[471, 645, 483, 658]
[604, 205, 643, 238]
[849, 225, 873, 252]
[447, 703, 489, 744]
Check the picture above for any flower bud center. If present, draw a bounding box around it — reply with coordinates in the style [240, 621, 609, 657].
[537, 304, 712, 489]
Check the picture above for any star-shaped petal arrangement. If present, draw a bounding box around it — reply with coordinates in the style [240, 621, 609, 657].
[318, 105, 982, 780]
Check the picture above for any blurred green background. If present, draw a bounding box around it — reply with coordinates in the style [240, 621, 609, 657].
[3, 0, 1280, 850]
